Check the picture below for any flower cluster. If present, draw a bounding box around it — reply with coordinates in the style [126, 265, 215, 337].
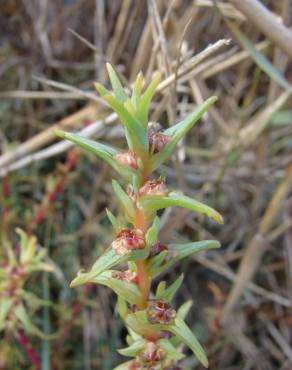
[56, 64, 222, 369]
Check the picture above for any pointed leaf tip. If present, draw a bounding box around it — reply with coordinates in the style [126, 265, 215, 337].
[94, 82, 109, 97]
[53, 129, 66, 139]
[139, 191, 223, 225]
[106, 63, 128, 103]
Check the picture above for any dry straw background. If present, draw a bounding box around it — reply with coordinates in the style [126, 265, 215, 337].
[0, 0, 291, 369]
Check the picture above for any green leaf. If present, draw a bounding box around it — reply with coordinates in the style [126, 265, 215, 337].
[70, 247, 129, 287]
[90, 270, 143, 304]
[156, 281, 166, 297]
[70, 246, 149, 288]
[131, 71, 144, 108]
[94, 82, 110, 97]
[148, 250, 168, 271]
[106, 208, 123, 232]
[112, 180, 135, 221]
[125, 310, 162, 337]
[22, 291, 53, 310]
[145, 216, 160, 247]
[103, 95, 148, 153]
[0, 299, 13, 330]
[138, 191, 223, 224]
[124, 98, 136, 117]
[150, 96, 217, 170]
[14, 304, 55, 340]
[177, 300, 192, 320]
[169, 240, 221, 263]
[166, 315, 208, 368]
[117, 296, 128, 319]
[117, 340, 145, 357]
[136, 72, 161, 125]
[157, 338, 185, 361]
[54, 131, 137, 181]
[113, 360, 135, 370]
[157, 274, 184, 301]
[106, 63, 128, 103]
[150, 240, 220, 276]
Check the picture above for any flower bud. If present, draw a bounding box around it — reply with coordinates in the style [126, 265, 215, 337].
[149, 132, 171, 154]
[128, 360, 141, 370]
[127, 185, 137, 203]
[150, 242, 168, 256]
[111, 269, 137, 283]
[150, 242, 175, 263]
[111, 229, 145, 256]
[139, 342, 165, 367]
[114, 150, 138, 169]
[147, 299, 176, 325]
[139, 180, 168, 197]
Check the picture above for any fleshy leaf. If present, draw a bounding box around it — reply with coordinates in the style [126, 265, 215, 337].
[148, 240, 220, 276]
[117, 340, 145, 357]
[117, 296, 128, 319]
[148, 250, 168, 271]
[145, 216, 160, 247]
[54, 131, 137, 181]
[136, 72, 161, 126]
[14, 304, 55, 340]
[177, 300, 192, 320]
[106, 209, 123, 232]
[169, 240, 220, 262]
[106, 63, 128, 103]
[0, 299, 13, 330]
[157, 274, 184, 301]
[113, 361, 135, 370]
[150, 240, 220, 276]
[112, 180, 135, 221]
[156, 281, 166, 297]
[103, 95, 148, 153]
[131, 71, 144, 108]
[166, 315, 208, 368]
[94, 82, 110, 97]
[70, 246, 149, 287]
[125, 310, 162, 337]
[150, 96, 217, 170]
[138, 191, 223, 224]
[157, 338, 185, 361]
[90, 270, 143, 304]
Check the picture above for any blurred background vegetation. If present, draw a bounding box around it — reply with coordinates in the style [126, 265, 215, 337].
[0, 0, 291, 369]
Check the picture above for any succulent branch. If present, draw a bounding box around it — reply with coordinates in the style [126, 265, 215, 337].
[56, 63, 222, 369]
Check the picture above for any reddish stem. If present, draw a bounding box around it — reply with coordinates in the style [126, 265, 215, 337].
[136, 260, 151, 308]
[17, 329, 41, 370]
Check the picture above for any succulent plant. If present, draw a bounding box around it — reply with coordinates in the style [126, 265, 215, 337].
[0, 229, 54, 339]
[56, 63, 222, 369]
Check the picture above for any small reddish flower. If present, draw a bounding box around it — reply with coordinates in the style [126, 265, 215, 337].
[127, 185, 137, 203]
[149, 132, 171, 154]
[128, 360, 141, 370]
[147, 299, 176, 325]
[111, 228, 145, 255]
[150, 242, 175, 263]
[139, 180, 168, 197]
[111, 269, 137, 283]
[114, 150, 138, 169]
[150, 242, 168, 255]
[140, 342, 165, 366]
